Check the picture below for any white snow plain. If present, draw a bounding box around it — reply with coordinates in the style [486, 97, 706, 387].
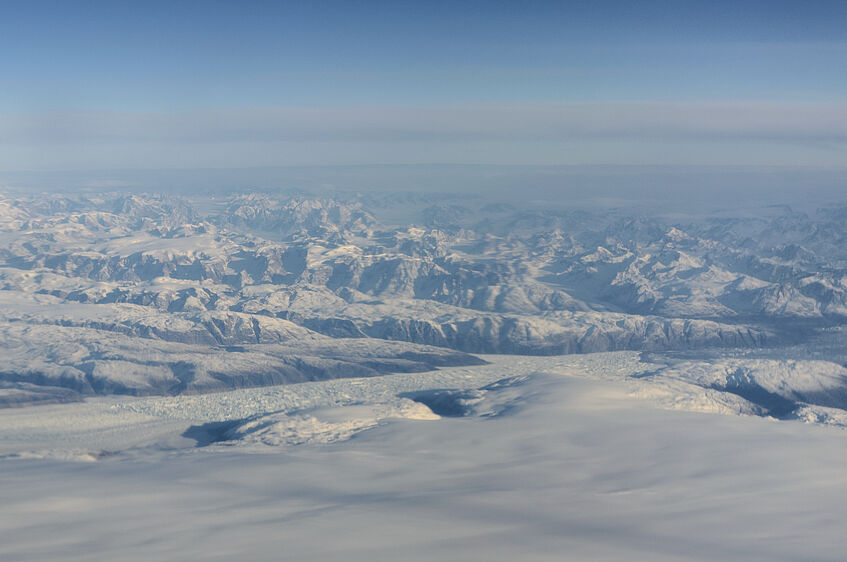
[2, 352, 847, 561]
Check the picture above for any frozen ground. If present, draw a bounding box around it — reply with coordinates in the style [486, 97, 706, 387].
[2, 352, 847, 561]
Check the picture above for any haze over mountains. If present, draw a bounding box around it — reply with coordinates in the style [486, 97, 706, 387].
[3, 187, 847, 411]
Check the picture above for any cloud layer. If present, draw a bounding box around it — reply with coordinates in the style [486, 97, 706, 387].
[2, 101, 846, 169]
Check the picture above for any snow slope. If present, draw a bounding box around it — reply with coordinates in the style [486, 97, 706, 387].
[2, 353, 847, 561]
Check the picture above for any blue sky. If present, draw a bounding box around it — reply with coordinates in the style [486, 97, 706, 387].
[1, 0, 846, 170]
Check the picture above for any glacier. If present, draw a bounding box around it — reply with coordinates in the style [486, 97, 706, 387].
[4, 187, 847, 560]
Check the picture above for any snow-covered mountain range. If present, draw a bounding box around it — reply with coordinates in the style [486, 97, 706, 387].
[3, 189, 847, 405]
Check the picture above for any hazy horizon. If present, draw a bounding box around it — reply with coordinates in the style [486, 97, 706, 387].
[3, 163, 845, 216]
[2, 1, 846, 172]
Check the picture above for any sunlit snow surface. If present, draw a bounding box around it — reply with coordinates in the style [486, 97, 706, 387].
[3, 352, 847, 561]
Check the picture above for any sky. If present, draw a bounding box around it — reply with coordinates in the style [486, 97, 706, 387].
[1, 0, 846, 172]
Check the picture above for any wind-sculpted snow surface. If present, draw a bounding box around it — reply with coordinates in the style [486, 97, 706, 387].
[5, 189, 847, 402]
[5, 352, 844, 459]
[627, 357, 847, 422]
[5, 354, 847, 560]
[0, 353, 652, 456]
